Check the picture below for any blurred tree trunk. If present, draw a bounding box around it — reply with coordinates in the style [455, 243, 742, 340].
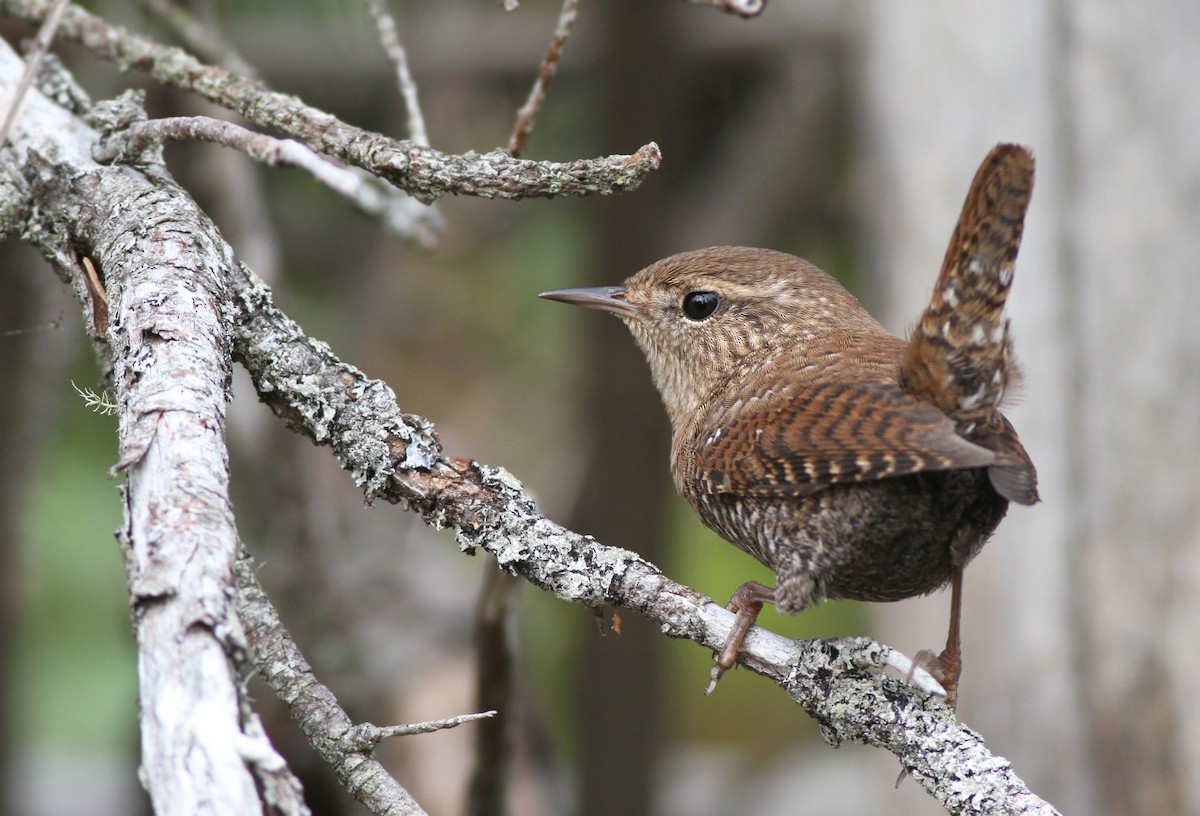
[0, 256, 33, 815]
[860, 2, 1200, 814]
[569, 5, 677, 816]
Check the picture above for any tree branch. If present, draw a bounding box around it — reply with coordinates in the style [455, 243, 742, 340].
[0, 42, 423, 813]
[228, 259, 1061, 816]
[342, 713, 498, 752]
[234, 552, 431, 816]
[92, 111, 433, 237]
[0, 0, 662, 202]
[362, 0, 429, 147]
[8, 76, 304, 816]
[0, 0, 65, 144]
[507, 0, 578, 158]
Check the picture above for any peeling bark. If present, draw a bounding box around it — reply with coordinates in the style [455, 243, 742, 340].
[6, 40, 306, 816]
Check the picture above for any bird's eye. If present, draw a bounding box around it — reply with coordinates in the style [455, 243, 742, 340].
[682, 291, 720, 321]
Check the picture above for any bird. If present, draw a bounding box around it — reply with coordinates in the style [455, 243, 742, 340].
[539, 144, 1038, 707]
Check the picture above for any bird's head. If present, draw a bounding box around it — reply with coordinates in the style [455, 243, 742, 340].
[540, 246, 881, 425]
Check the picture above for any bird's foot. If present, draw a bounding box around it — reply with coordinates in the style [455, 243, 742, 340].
[707, 581, 775, 694]
[910, 647, 961, 710]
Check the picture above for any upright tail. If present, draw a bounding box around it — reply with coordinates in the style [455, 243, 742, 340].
[903, 143, 1034, 429]
[901, 144, 1039, 505]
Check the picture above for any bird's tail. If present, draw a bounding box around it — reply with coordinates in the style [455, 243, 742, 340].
[901, 143, 1039, 506]
[902, 143, 1035, 432]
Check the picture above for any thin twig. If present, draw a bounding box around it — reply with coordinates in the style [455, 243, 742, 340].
[94, 115, 351, 184]
[234, 551, 430, 816]
[341, 711, 498, 753]
[359, 0, 442, 245]
[0, 314, 62, 336]
[94, 115, 438, 238]
[363, 0, 428, 146]
[0, 0, 68, 144]
[508, 0, 578, 158]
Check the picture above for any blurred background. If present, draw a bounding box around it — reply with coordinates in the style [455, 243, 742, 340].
[1, 1, 1197, 814]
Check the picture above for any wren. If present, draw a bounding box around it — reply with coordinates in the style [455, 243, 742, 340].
[540, 144, 1038, 706]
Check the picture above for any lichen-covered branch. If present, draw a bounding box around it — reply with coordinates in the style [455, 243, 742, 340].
[92, 111, 429, 234]
[0, 42, 419, 813]
[234, 552, 430, 816]
[228, 260, 1060, 816]
[3, 47, 305, 816]
[0, 0, 662, 202]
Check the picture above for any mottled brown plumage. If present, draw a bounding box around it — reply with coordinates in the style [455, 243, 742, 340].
[540, 144, 1038, 705]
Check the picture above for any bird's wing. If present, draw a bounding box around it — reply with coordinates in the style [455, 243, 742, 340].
[691, 378, 996, 496]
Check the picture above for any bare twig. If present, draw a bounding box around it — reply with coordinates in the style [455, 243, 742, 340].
[0, 0, 67, 144]
[0, 314, 62, 336]
[235, 552, 430, 816]
[358, 0, 443, 245]
[0, 0, 662, 202]
[683, 0, 766, 19]
[91, 109, 441, 242]
[363, 0, 429, 146]
[341, 711, 498, 753]
[508, 0, 578, 158]
[94, 114, 426, 230]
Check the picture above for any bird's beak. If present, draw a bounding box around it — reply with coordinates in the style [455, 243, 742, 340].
[538, 286, 638, 318]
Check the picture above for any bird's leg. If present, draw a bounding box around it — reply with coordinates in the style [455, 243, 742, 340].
[707, 580, 776, 694]
[912, 565, 964, 708]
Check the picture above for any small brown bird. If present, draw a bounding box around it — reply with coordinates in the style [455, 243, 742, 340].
[540, 144, 1038, 706]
